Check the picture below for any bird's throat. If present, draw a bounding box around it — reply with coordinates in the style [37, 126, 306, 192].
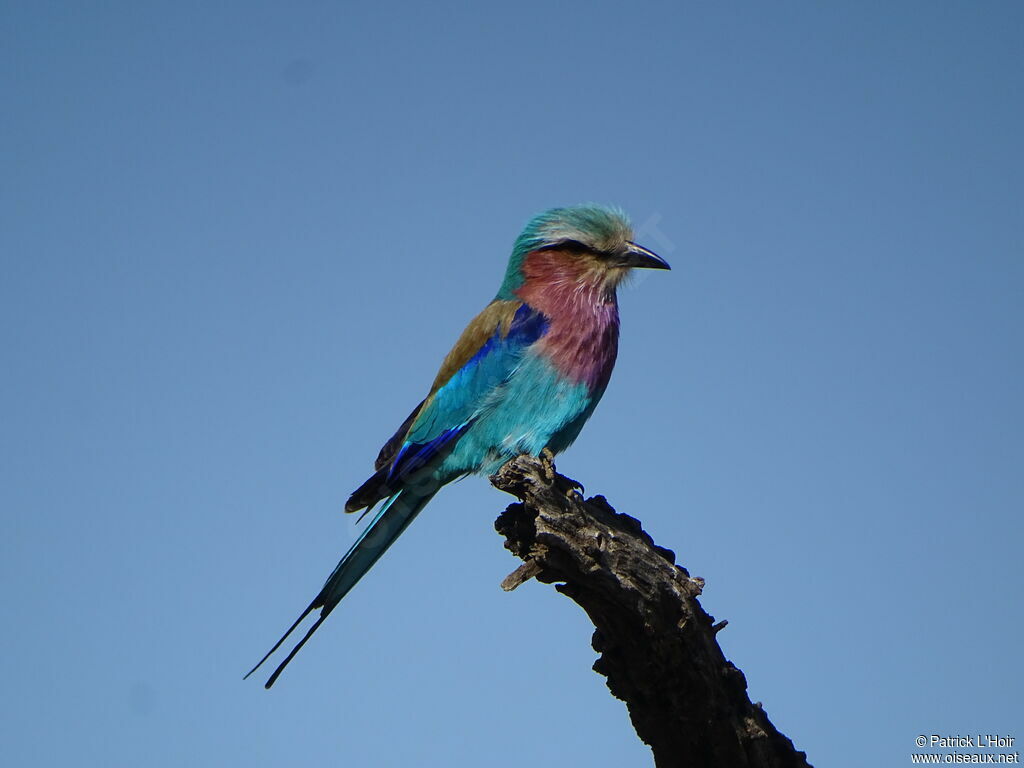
[515, 249, 621, 391]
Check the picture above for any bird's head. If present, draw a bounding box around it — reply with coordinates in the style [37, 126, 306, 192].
[497, 205, 669, 300]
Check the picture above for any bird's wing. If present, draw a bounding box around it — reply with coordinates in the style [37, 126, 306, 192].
[345, 299, 547, 512]
[250, 300, 549, 687]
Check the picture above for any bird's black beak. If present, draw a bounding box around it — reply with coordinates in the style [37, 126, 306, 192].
[621, 241, 671, 270]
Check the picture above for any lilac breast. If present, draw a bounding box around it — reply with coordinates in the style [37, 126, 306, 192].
[514, 253, 621, 394]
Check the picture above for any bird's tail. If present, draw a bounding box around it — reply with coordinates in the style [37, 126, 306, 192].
[245, 486, 437, 688]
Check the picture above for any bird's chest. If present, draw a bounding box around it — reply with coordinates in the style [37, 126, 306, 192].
[535, 304, 620, 393]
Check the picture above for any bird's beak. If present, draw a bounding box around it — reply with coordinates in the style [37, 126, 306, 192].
[621, 241, 671, 270]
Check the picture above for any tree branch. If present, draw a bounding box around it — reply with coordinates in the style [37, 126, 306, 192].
[491, 453, 812, 768]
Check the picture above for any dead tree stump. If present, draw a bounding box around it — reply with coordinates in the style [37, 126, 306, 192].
[492, 453, 812, 768]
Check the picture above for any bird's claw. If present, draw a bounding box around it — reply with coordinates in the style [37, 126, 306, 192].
[563, 477, 585, 495]
[537, 449, 584, 497]
[557, 475, 585, 500]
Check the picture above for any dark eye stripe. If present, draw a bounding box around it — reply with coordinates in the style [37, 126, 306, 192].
[536, 239, 593, 254]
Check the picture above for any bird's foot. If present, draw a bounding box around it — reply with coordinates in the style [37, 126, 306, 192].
[538, 449, 585, 498]
[561, 476, 585, 497]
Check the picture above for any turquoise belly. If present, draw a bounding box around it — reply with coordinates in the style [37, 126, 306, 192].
[439, 350, 598, 477]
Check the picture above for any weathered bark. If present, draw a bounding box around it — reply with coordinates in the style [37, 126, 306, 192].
[491, 453, 812, 768]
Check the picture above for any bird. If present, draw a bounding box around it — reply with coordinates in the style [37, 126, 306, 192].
[245, 204, 670, 688]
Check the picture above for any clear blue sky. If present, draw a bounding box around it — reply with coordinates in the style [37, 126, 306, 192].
[3, 2, 1021, 766]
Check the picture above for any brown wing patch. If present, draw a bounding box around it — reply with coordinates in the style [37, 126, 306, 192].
[427, 299, 521, 395]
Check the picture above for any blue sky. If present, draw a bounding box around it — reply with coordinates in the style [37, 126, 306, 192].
[2, 2, 1021, 766]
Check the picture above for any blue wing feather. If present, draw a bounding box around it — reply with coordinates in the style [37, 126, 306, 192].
[387, 422, 472, 481]
[395, 303, 548, 476]
[347, 302, 548, 512]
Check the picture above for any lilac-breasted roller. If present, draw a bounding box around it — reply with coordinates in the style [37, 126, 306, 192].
[246, 205, 669, 687]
